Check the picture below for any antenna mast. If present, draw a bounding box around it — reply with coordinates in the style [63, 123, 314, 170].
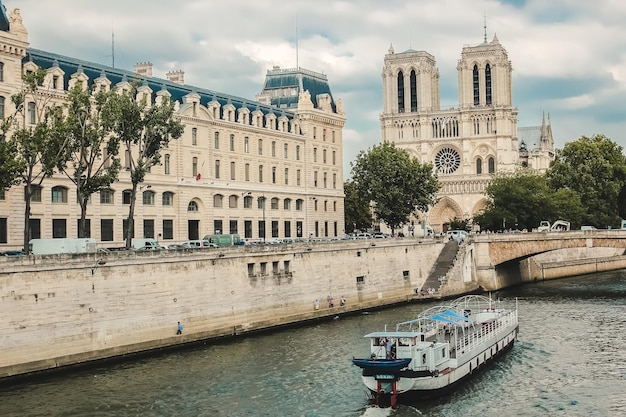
[483, 13, 487, 43]
[295, 16, 299, 69]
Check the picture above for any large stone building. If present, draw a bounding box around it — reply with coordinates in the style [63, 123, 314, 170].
[380, 34, 554, 232]
[0, 5, 346, 248]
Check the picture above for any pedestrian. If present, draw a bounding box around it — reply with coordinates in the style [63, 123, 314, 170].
[176, 321, 183, 335]
[340, 296, 346, 306]
[314, 299, 320, 310]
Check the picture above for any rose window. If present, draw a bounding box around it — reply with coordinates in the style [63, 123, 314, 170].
[434, 147, 461, 174]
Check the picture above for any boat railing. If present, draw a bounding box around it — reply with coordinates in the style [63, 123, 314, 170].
[455, 310, 517, 355]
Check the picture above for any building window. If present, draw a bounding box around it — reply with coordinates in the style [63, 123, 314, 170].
[333, 173, 337, 189]
[271, 141, 276, 157]
[0, 96, 4, 120]
[473, 65, 479, 106]
[213, 194, 223, 208]
[214, 132, 220, 149]
[258, 139, 263, 155]
[397, 70, 404, 112]
[230, 134, 235, 151]
[162, 191, 174, 206]
[51, 186, 68, 203]
[323, 172, 327, 188]
[313, 147, 317, 162]
[476, 158, 483, 174]
[245, 163, 250, 181]
[284, 143, 288, 158]
[245, 220, 252, 239]
[243, 195, 252, 208]
[230, 220, 238, 235]
[100, 189, 114, 204]
[296, 199, 303, 211]
[122, 190, 132, 205]
[52, 219, 67, 238]
[192, 157, 198, 177]
[314, 171, 318, 187]
[272, 166, 276, 184]
[284, 221, 291, 238]
[284, 168, 289, 185]
[28, 102, 36, 124]
[215, 159, 221, 179]
[485, 64, 492, 106]
[0, 62, 4, 82]
[244, 136, 249, 153]
[143, 219, 155, 238]
[284, 198, 291, 210]
[313, 127, 317, 139]
[296, 145, 300, 160]
[188, 201, 199, 212]
[192, 128, 197, 145]
[163, 219, 174, 239]
[259, 165, 263, 182]
[410, 70, 417, 111]
[76, 219, 91, 238]
[297, 169, 301, 186]
[323, 149, 327, 164]
[142, 191, 155, 205]
[26, 185, 42, 202]
[101, 219, 114, 241]
[271, 198, 279, 210]
[229, 195, 238, 208]
[230, 161, 236, 180]
[164, 154, 170, 174]
[488, 157, 495, 173]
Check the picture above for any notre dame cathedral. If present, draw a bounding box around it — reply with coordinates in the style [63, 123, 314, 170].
[380, 33, 554, 232]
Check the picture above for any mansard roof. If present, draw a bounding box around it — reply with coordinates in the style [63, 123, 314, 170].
[518, 126, 542, 150]
[260, 66, 336, 111]
[24, 48, 296, 120]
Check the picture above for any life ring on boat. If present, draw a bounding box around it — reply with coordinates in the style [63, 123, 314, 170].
[433, 370, 439, 377]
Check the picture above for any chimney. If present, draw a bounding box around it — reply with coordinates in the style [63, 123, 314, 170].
[134, 62, 153, 77]
[166, 70, 185, 85]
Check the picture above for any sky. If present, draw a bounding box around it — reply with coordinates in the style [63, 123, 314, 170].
[11, 0, 626, 178]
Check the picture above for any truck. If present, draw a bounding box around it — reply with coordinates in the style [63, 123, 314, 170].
[537, 220, 571, 232]
[29, 238, 97, 255]
[202, 234, 242, 247]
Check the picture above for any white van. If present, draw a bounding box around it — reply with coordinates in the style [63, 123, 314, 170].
[446, 230, 468, 242]
[131, 238, 164, 250]
[580, 226, 597, 231]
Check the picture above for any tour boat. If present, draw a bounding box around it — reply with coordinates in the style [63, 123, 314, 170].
[352, 295, 519, 407]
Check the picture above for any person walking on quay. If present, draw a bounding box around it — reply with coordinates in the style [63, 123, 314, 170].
[314, 299, 320, 310]
[176, 322, 183, 335]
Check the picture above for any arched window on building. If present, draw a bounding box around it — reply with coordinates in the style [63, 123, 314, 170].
[0, 96, 5, 119]
[188, 201, 198, 212]
[213, 194, 223, 208]
[476, 158, 483, 174]
[410, 70, 417, 112]
[485, 64, 492, 106]
[397, 71, 405, 113]
[473, 65, 479, 106]
[488, 157, 495, 173]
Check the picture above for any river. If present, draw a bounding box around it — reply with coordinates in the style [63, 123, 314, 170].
[1, 270, 625, 417]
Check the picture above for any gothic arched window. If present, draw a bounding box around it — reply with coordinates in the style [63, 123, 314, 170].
[476, 158, 483, 174]
[485, 64, 492, 106]
[488, 157, 495, 173]
[473, 65, 479, 106]
[410, 70, 417, 112]
[397, 71, 405, 113]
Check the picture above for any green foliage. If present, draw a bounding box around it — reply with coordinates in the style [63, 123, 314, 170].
[350, 141, 439, 231]
[53, 85, 123, 237]
[343, 180, 372, 233]
[446, 217, 471, 231]
[546, 134, 626, 228]
[474, 169, 584, 231]
[107, 88, 184, 247]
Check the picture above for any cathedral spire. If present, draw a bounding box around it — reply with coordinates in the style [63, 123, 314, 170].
[484, 13, 487, 44]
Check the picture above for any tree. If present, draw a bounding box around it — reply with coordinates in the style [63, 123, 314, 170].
[0, 114, 24, 192]
[547, 134, 626, 228]
[108, 88, 184, 249]
[343, 180, 372, 233]
[54, 85, 122, 238]
[350, 141, 439, 232]
[10, 68, 66, 250]
[474, 169, 584, 231]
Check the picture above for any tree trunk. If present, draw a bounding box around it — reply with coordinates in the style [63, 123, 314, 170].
[125, 183, 138, 250]
[23, 185, 31, 253]
[78, 199, 89, 238]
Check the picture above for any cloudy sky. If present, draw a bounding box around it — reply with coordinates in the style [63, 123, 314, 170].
[12, 0, 626, 177]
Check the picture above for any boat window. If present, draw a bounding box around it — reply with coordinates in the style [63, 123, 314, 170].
[422, 353, 427, 364]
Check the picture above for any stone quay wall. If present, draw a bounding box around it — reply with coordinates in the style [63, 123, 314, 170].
[0, 239, 443, 379]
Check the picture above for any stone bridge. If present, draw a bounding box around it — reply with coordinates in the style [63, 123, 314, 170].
[466, 230, 626, 290]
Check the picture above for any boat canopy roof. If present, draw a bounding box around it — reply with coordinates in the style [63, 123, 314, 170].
[364, 331, 422, 338]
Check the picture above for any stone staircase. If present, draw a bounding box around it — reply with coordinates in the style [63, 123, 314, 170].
[419, 239, 460, 294]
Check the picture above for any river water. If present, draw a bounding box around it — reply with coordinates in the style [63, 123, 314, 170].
[1, 270, 625, 417]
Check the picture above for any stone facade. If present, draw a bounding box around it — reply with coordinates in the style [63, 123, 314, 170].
[380, 35, 554, 233]
[0, 6, 346, 249]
